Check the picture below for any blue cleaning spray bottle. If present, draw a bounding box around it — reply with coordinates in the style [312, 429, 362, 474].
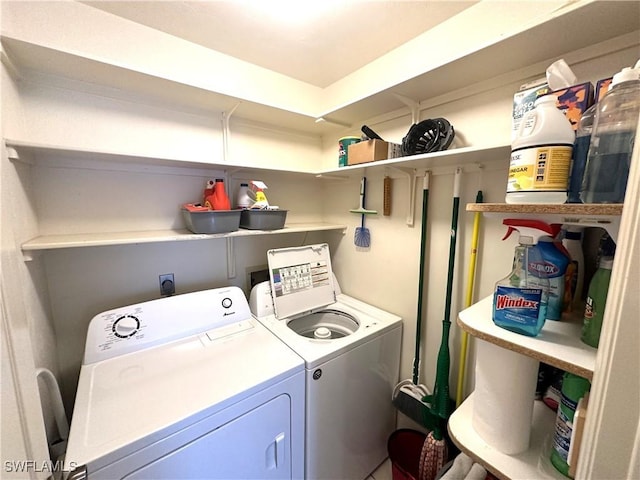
[537, 226, 571, 321]
[493, 219, 554, 336]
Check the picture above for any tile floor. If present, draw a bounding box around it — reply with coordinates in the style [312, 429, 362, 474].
[367, 458, 393, 480]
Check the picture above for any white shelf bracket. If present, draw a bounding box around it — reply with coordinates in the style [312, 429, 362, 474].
[226, 237, 236, 279]
[222, 102, 241, 164]
[387, 166, 416, 226]
[392, 93, 420, 124]
[315, 117, 352, 128]
[6, 146, 19, 161]
[314, 173, 350, 182]
[22, 250, 41, 262]
[0, 48, 22, 81]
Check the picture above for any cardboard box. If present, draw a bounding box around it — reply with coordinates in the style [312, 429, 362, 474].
[551, 82, 594, 131]
[347, 139, 401, 165]
[513, 81, 594, 138]
[595, 77, 613, 102]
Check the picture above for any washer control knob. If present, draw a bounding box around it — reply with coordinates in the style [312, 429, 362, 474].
[113, 315, 140, 338]
[221, 297, 233, 309]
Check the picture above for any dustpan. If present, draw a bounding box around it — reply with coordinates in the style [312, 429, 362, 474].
[350, 177, 376, 247]
[392, 172, 434, 429]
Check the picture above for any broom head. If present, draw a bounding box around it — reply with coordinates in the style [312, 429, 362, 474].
[392, 385, 438, 430]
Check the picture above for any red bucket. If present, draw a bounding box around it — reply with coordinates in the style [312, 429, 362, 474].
[387, 429, 427, 480]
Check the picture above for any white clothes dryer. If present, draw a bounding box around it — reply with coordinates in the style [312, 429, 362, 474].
[65, 287, 305, 480]
[250, 244, 402, 480]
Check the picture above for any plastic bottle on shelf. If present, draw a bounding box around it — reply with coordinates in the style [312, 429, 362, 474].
[236, 183, 252, 209]
[203, 180, 215, 205]
[581, 255, 614, 348]
[537, 233, 571, 321]
[506, 94, 575, 204]
[562, 226, 585, 310]
[338, 136, 360, 167]
[205, 178, 231, 210]
[550, 372, 591, 478]
[492, 219, 552, 337]
[566, 103, 596, 203]
[580, 61, 640, 204]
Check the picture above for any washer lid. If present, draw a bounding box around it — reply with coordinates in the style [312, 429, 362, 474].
[267, 243, 336, 319]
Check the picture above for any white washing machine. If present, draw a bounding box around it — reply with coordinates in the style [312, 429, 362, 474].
[65, 287, 305, 480]
[250, 244, 402, 480]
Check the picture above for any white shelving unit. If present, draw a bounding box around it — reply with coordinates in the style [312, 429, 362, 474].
[6, 139, 347, 257]
[449, 395, 565, 480]
[449, 203, 623, 480]
[458, 296, 596, 380]
[6, 138, 510, 178]
[7, 139, 512, 256]
[20, 224, 346, 253]
[321, 144, 509, 177]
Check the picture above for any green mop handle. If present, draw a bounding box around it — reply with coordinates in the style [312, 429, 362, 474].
[432, 167, 462, 420]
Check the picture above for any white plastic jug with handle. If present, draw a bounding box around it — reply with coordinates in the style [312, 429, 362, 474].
[506, 94, 575, 204]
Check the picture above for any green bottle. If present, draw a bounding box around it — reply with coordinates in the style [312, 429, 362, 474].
[550, 372, 591, 477]
[581, 256, 614, 348]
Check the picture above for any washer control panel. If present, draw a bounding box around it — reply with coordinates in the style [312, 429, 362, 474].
[83, 287, 251, 364]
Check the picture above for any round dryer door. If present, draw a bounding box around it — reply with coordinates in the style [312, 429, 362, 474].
[287, 309, 359, 339]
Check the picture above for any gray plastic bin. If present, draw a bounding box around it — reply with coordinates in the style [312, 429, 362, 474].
[182, 208, 241, 234]
[239, 210, 287, 230]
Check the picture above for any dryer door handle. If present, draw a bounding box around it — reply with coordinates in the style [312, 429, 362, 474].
[275, 432, 285, 467]
[266, 432, 286, 469]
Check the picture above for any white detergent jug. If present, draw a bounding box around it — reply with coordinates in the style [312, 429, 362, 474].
[506, 94, 575, 204]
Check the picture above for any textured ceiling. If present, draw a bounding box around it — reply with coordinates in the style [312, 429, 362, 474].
[82, 1, 476, 87]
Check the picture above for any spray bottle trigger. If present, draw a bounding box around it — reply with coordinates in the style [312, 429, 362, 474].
[502, 226, 517, 241]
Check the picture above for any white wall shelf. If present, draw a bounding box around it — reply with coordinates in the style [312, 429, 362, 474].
[458, 296, 596, 380]
[5, 139, 317, 177]
[20, 223, 346, 258]
[322, 143, 509, 177]
[6, 138, 511, 177]
[448, 394, 565, 480]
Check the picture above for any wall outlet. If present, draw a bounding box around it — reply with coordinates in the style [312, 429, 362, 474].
[159, 273, 175, 296]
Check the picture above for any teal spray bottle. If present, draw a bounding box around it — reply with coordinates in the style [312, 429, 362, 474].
[493, 219, 554, 336]
[537, 226, 571, 320]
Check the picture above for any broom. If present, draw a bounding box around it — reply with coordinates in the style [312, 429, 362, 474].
[456, 190, 483, 408]
[420, 167, 463, 480]
[350, 177, 376, 247]
[392, 172, 436, 430]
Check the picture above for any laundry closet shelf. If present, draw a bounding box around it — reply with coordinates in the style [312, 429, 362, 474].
[448, 394, 565, 480]
[21, 223, 346, 254]
[467, 202, 622, 217]
[5, 139, 318, 176]
[458, 296, 596, 380]
[467, 203, 623, 241]
[319, 143, 509, 176]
